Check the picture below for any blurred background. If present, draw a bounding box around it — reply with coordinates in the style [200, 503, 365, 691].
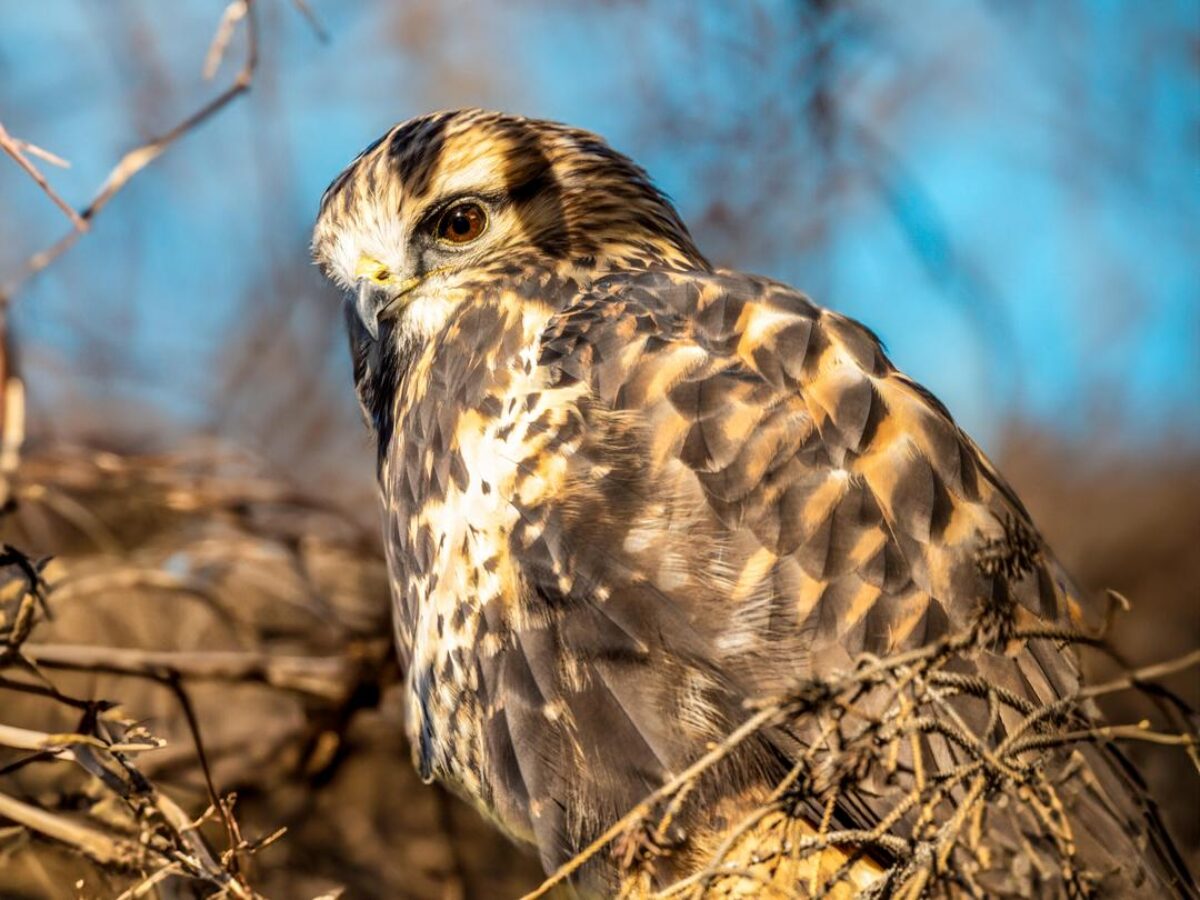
[0, 1, 1196, 897]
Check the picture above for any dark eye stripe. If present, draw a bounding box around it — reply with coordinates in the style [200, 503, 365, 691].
[389, 112, 453, 200]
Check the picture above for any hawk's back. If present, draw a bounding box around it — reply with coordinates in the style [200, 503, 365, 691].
[376, 263, 1190, 896]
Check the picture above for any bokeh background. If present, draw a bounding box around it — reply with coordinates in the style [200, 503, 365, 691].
[0, 1, 1197, 897]
[4, 0, 1199, 472]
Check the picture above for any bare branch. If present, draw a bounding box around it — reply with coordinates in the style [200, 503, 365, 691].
[0, 722, 162, 756]
[0, 790, 143, 867]
[203, 0, 249, 80]
[290, 0, 330, 43]
[1078, 648, 1200, 700]
[10, 137, 70, 169]
[20, 643, 359, 702]
[0, 122, 87, 231]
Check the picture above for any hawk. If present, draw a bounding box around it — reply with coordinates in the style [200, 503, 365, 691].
[312, 110, 1192, 897]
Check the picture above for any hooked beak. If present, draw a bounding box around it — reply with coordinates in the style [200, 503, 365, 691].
[355, 279, 385, 340]
[353, 255, 424, 340]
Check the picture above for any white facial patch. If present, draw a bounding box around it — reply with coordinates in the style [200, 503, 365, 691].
[390, 286, 458, 350]
[325, 211, 408, 292]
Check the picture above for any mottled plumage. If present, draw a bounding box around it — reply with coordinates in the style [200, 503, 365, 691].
[312, 110, 1192, 897]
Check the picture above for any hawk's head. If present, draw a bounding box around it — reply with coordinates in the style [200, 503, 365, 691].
[312, 109, 706, 342]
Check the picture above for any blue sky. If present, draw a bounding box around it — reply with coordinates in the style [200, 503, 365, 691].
[0, 0, 1196, 459]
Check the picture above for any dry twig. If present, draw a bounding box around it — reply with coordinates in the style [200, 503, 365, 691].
[522, 614, 1200, 899]
[0, 123, 87, 232]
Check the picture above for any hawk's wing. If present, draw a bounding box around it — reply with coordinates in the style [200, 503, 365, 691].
[499, 268, 1189, 893]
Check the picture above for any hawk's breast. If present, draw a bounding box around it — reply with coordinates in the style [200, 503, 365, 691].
[383, 297, 588, 836]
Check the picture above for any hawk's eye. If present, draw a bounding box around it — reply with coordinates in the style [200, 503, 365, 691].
[436, 202, 487, 245]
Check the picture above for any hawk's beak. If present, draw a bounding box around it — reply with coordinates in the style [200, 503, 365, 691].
[355, 279, 384, 340]
[353, 255, 424, 340]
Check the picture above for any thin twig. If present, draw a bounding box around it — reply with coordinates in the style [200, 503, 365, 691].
[1078, 649, 1200, 700]
[19, 642, 357, 701]
[289, 0, 330, 42]
[0, 122, 87, 231]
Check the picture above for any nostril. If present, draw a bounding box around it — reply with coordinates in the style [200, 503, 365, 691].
[354, 256, 393, 286]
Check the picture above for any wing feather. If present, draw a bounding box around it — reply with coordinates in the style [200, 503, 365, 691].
[510, 267, 1192, 894]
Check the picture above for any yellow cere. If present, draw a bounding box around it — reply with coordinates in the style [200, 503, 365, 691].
[355, 255, 395, 285]
[355, 255, 431, 300]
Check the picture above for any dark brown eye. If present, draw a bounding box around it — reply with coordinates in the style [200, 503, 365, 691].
[436, 202, 487, 244]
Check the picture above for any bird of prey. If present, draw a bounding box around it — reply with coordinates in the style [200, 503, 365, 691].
[312, 110, 1192, 897]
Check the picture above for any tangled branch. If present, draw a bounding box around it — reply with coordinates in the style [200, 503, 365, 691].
[523, 604, 1199, 899]
[0, 423, 397, 899]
